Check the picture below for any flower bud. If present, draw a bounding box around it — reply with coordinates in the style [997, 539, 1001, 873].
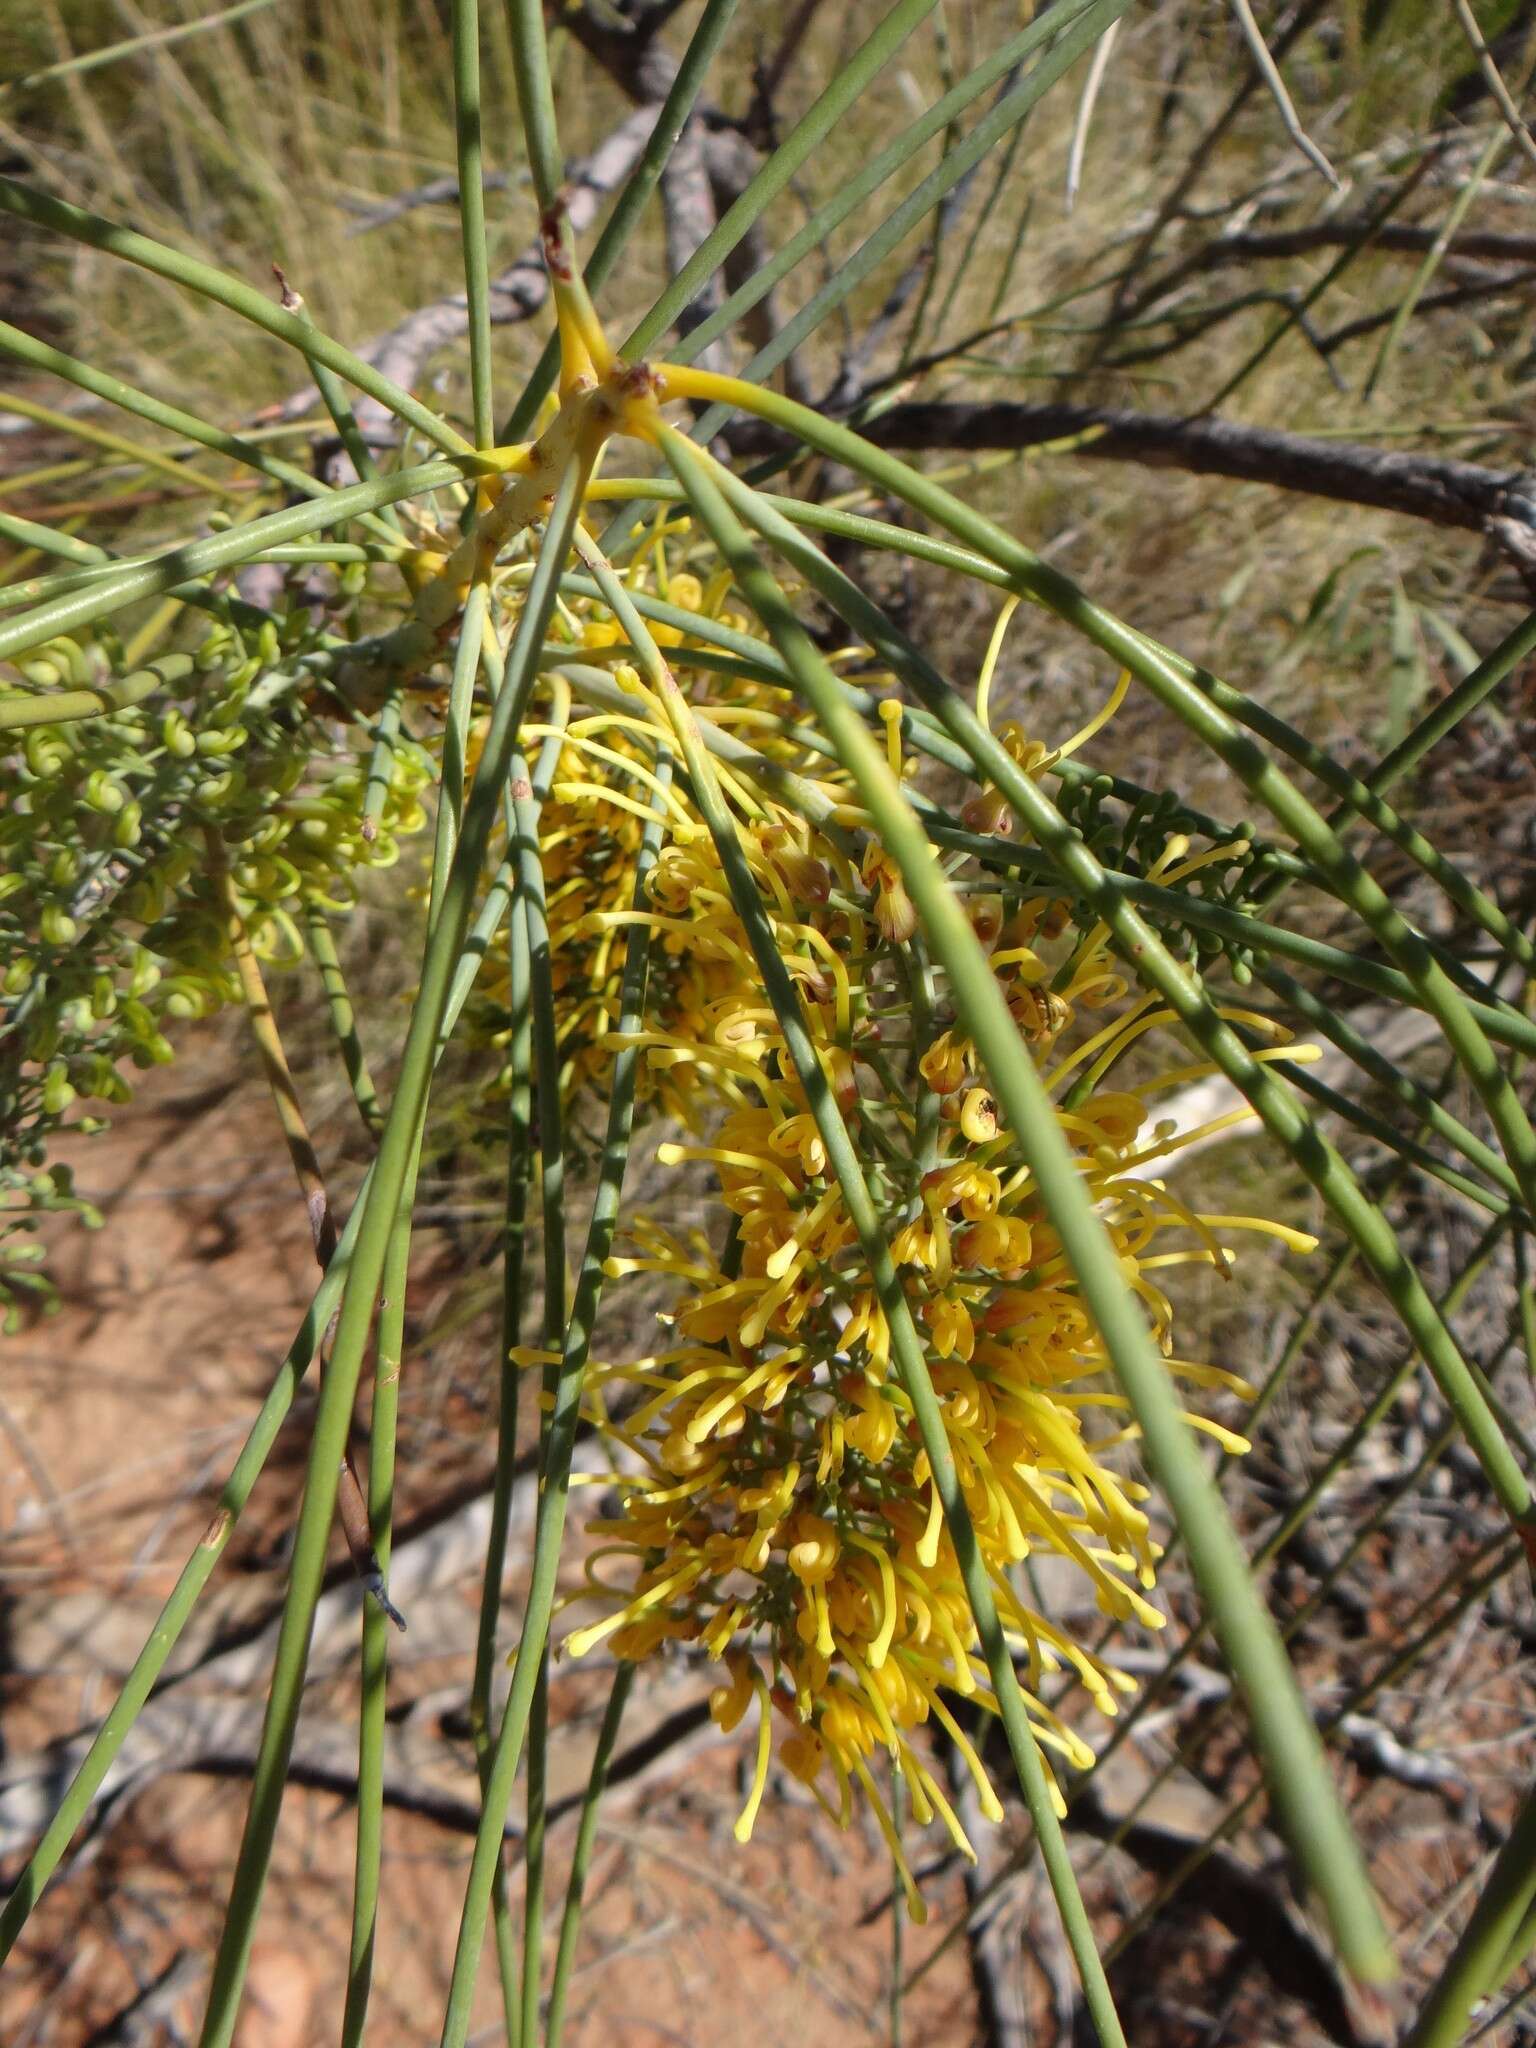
[83, 770, 125, 815]
[41, 1065, 76, 1115]
[787, 1513, 840, 1585]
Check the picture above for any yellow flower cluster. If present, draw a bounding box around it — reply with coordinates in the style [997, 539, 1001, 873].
[465, 539, 862, 1119]
[513, 645, 1310, 1908]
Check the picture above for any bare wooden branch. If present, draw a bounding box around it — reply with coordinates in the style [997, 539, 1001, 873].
[560, 0, 696, 105]
[1313, 266, 1536, 355]
[1182, 219, 1536, 269]
[84, 1951, 203, 2047]
[343, 169, 513, 239]
[725, 397, 1536, 548]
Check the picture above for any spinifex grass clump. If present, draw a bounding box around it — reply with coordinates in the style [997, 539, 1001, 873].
[5, 2, 1536, 2043]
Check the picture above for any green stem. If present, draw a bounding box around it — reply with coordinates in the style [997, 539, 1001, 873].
[340, 1166, 412, 2048]
[194, 464, 586, 2048]
[0, 318, 392, 537]
[0, 651, 194, 731]
[473, 861, 534, 2048]
[0, 509, 272, 640]
[511, 727, 568, 2045]
[1520, 1231, 1536, 1384]
[434, 677, 664, 2048]
[303, 906, 384, 1139]
[453, 0, 495, 449]
[0, 1206, 355, 1967]
[0, 455, 485, 663]
[362, 692, 407, 838]
[504, 0, 565, 212]
[520, 1656, 550, 2040]
[890, 1764, 906, 2048]
[1246, 1033, 1519, 1223]
[543, 1663, 634, 2048]
[469, 710, 572, 2046]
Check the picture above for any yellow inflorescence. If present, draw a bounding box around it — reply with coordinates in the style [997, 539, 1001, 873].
[493, 547, 1310, 1910]
[320, 268, 1303, 1900]
[466, 544, 869, 1118]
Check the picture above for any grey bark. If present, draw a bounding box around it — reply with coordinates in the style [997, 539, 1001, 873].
[724, 398, 1536, 560]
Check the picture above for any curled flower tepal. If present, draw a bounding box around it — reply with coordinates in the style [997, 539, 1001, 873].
[957, 1086, 1000, 1145]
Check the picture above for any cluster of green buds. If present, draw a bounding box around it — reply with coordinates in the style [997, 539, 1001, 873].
[1049, 767, 1281, 984]
[0, 608, 434, 1321]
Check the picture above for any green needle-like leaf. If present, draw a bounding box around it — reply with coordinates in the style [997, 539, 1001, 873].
[0, 176, 471, 455]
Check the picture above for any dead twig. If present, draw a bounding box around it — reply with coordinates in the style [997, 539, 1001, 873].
[1167, 217, 1536, 271]
[724, 396, 1536, 556]
[1312, 264, 1536, 354]
[1065, 18, 1122, 211]
[1335, 1712, 1479, 1826]
[82, 1950, 202, 2048]
[1226, 0, 1341, 189]
[1450, 0, 1536, 179]
[343, 169, 513, 238]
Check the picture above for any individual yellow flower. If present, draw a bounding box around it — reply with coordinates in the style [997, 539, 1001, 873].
[861, 841, 918, 944]
[919, 1028, 971, 1095]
